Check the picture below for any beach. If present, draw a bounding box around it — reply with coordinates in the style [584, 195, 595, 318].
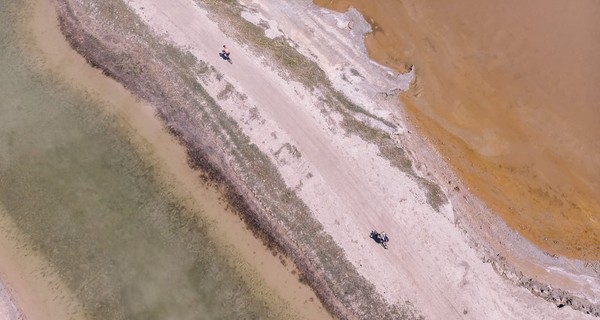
[1, 0, 599, 319]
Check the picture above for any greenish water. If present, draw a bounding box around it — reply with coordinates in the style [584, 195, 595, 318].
[0, 2, 284, 319]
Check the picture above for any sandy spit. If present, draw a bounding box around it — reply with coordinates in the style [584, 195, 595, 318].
[37, 0, 600, 319]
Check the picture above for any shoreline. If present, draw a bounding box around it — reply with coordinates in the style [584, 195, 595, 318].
[4, 0, 597, 318]
[314, 0, 600, 260]
[0, 0, 329, 318]
[0, 205, 86, 320]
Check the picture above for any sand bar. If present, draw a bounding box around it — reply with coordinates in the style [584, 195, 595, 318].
[2, 0, 598, 318]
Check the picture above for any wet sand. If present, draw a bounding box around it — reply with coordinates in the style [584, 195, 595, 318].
[0, 0, 330, 318]
[315, 0, 600, 259]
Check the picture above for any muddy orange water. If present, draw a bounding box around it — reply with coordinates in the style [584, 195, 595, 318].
[316, 0, 600, 259]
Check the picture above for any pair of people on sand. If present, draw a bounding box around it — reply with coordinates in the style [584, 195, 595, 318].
[222, 45, 230, 59]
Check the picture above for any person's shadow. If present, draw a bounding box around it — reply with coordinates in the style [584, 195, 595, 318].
[219, 52, 232, 64]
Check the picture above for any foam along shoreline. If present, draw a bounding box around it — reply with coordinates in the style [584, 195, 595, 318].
[47, 0, 599, 318]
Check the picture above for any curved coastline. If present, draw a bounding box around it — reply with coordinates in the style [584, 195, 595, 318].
[18, 0, 600, 318]
[314, 0, 600, 260]
[309, 0, 600, 315]
[309, 0, 600, 314]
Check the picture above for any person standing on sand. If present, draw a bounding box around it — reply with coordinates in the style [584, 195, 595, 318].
[222, 45, 230, 59]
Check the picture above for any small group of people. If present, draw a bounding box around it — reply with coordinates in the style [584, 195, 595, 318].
[370, 230, 389, 249]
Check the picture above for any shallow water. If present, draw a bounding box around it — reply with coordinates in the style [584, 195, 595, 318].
[315, 0, 600, 259]
[0, 1, 303, 319]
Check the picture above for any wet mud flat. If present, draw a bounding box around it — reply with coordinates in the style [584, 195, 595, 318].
[0, 0, 329, 319]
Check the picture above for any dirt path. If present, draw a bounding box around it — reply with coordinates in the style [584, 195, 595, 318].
[125, 0, 593, 318]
